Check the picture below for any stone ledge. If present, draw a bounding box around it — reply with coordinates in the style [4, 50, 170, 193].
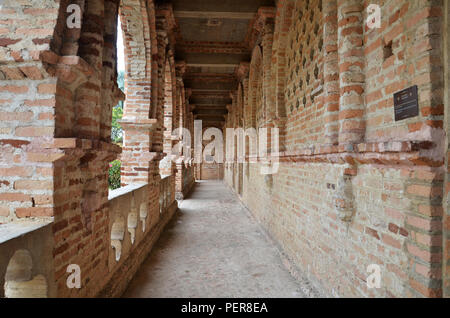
[244, 140, 441, 166]
[97, 198, 179, 298]
[0, 220, 53, 245]
[119, 118, 158, 131]
[0, 50, 97, 81]
[33, 138, 122, 163]
[120, 151, 164, 163]
[108, 183, 148, 201]
[42, 138, 122, 152]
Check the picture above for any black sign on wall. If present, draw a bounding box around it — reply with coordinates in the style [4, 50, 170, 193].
[394, 85, 419, 121]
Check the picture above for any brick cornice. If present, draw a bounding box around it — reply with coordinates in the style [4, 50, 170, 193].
[235, 62, 250, 81]
[176, 41, 250, 55]
[245, 7, 276, 50]
[119, 118, 159, 131]
[245, 140, 442, 167]
[120, 151, 164, 163]
[175, 60, 187, 78]
[156, 3, 179, 48]
[37, 138, 122, 163]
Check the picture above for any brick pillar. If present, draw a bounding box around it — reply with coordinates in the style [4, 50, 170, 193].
[241, 77, 253, 181]
[185, 90, 195, 174]
[160, 58, 176, 177]
[119, 6, 174, 185]
[175, 77, 184, 138]
[119, 0, 160, 185]
[162, 59, 174, 154]
[175, 161, 185, 199]
[75, 0, 105, 139]
[120, 119, 160, 185]
[262, 20, 275, 123]
[323, 0, 340, 145]
[174, 77, 184, 196]
[337, 0, 366, 148]
[242, 78, 250, 129]
[445, 0, 450, 298]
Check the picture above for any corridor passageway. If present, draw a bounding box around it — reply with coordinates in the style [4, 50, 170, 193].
[123, 181, 313, 298]
[1, 0, 450, 298]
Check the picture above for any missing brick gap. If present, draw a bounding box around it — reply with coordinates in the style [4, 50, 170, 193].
[383, 40, 393, 60]
[31, 197, 35, 207]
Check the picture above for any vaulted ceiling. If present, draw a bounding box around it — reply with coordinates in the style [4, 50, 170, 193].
[169, 0, 275, 128]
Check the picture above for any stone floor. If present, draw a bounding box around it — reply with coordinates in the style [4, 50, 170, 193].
[123, 180, 308, 298]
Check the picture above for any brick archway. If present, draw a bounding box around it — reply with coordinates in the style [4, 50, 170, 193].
[119, 0, 158, 120]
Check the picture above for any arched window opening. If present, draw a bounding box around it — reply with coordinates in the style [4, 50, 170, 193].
[159, 59, 175, 176]
[111, 218, 125, 262]
[4, 250, 48, 298]
[109, 16, 126, 190]
[112, 17, 125, 145]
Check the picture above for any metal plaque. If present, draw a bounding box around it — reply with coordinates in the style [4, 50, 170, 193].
[394, 85, 419, 121]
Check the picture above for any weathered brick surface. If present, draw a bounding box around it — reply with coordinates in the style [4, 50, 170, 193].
[1, 0, 449, 298]
[0, 0, 192, 298]
[225, 0, 449, 298]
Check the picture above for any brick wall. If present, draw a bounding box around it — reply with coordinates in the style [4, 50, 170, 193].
[0, 0, 186, 298]
[285, 0, 325, 148]
[200, 163, 224, 180]
[1, 0, 449, 298]
[226, 0, 448, 297]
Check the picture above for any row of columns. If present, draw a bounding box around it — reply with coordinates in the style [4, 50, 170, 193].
[120, 5, 195, 198]
[229, 0, 366, 152]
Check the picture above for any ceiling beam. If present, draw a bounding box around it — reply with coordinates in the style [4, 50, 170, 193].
[177, 42, 250, 55]
[191, 89, 231, 93]
[186, 63, 239, 68]
[194, 104, 229, 108]
[180, 47, 248, 55]
[186, 82, 237, 90]
[174, 11, 256, 20]
[195, 113, 226, 118]
[185, 72, 236, 81]
[194, 109, 228, 116]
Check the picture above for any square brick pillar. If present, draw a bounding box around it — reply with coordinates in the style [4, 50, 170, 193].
[323, 0, 340, 146]
[120, 119, 163, 186]
[175, 160, 185, 200]
[337, 0, 366, 148]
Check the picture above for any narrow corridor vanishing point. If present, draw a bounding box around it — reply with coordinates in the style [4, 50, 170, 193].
[124, 181, 314, 298]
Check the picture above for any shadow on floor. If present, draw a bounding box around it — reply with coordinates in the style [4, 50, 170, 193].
[123, 180, 306, 298]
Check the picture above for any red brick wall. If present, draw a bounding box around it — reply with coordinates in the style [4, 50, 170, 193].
[200, 163, 224, 180]
[226, 0, 448, 297]
[0, 0, 184, 298]
[443, 0, 450, 298]
[284, 0, 326, 147]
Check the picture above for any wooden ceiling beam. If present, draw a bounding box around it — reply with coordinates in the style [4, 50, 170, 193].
[174, 11, 256, 20]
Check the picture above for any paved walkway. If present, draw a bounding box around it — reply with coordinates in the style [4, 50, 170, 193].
[123, 180, 307, 298]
